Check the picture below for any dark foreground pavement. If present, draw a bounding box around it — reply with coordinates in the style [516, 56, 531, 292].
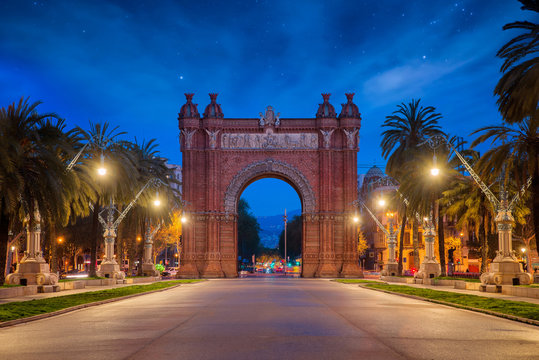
[0, 278, 538, 360]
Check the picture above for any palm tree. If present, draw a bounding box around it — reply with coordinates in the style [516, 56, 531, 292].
[381, 99, 445, 273]
[472, 117, 539, 255]
[122, 139, 180, 275]
[494, 0, 539, 124]
[76, 122, 138, 277]
[0, 97, 70, 283]
[442, 151, 494, 273]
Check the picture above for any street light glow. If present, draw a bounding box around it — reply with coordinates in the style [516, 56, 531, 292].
[378, 199, 386, 207]
[11, 246, 15, 251]
[153, 199, 161, 206]
[430, 167, 440, 176]
[98, 167, 107, 176]
[353, 216, 360, 223]
[57, 237, 63, 243]
[521, 248, 526, 253]
[181, 216, 187, 223]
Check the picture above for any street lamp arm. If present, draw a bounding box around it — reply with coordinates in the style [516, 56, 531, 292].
[508, 176, 532, 211]
[66, 141, 91, 172]
[357, 199, 390, 237]
[429, 135, 501, 210]
[150, 222, 162, 239]
[113, 178, 159, 229]
[396, 189, 427, 228]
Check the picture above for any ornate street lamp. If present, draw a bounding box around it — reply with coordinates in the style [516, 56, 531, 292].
[355, 198, 398, 276]
[423, 135, 533, 286]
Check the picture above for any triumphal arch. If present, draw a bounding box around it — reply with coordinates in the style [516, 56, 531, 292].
[177, 93, 363, 278]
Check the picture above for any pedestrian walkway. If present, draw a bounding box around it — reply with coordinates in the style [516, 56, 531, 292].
[0, 279, 162, 305]
[366, 279, 539, 305]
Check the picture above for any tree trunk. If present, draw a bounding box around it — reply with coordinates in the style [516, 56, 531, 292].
[89, 197, 100, 277]
[137, 217, 145, 276]
[412, 218, 420, 269]
[397, 211, 407, 275]
[49, 221, 58, 274]
[480, 205, 488, 273]
[437, 203, 446, 276]
[532, 174, 539, 254]
[0, 200, 10, 284]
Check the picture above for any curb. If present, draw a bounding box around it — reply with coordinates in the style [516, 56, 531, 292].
[0, 283, 187, 329]
[357, 284, 539, 327]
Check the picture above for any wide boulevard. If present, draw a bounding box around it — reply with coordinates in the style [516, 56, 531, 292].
[1, 278, 538, 360]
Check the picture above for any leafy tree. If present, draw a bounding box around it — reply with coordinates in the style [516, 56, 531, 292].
[494, 0, 539, 124]
[357, 229, 368, 257]
[279, 215, 302, 260]
[237, 199, 261, 261]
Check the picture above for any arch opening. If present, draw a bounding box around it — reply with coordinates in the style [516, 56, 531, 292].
[237, 177, 302, 276]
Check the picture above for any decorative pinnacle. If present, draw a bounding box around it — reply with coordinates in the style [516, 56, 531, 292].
[185, 93, 194, 101]
[345, 93, 355, 102]
[209, 93, 218, 102]
[321, 93, 331, 102]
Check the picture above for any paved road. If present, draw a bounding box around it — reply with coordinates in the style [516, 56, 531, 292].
[1, 279, 538, 360]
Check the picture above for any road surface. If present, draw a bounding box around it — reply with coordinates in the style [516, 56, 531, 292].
[1, 278, 538, 359]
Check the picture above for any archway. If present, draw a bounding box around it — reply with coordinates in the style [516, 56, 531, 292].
[237, 177, 302, 276]
[177, 92, 363, 278]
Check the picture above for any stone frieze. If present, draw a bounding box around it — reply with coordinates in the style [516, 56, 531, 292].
[221, 132, 318, 150]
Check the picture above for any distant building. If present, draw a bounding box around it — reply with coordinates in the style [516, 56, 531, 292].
[166, 163, 182, 194]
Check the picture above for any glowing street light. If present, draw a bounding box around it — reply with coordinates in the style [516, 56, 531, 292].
[57, 237, 63, 244]
[378, 199, 386, 207]
[153, 199, 161, 207]
[353, 215, 360, 223]
[97, 153, 107, 176]
[430, 167, 440, 176]
[181, 215, 187, 224]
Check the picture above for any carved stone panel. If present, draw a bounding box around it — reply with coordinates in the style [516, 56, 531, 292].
[221, 132, 318, 150]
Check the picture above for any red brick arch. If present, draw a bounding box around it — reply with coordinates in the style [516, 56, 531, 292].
[223, 159, 316, 214]
[177, 93, 363, 278]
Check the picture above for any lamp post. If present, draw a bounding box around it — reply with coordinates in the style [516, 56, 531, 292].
[283, 209, 287, 276]
[355, 198, 398, 276]
[424, 135, 533, 286]
[141, 220, 162, 277]
[521, 247, 528, 272]
[96, 177, 168, 280]
[397, 190, 441, 281]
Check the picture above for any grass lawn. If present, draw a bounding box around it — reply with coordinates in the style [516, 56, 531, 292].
[360, 282, 539, 321]
[0, 284, 22, 288]
[0, 279, 203, 322]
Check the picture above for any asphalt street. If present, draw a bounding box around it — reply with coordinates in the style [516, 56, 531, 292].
[0, 278, 537, 360]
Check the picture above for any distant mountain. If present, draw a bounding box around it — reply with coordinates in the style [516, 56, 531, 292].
[256, 209, 301, 248]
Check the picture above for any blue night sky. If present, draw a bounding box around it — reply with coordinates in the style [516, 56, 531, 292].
[0, 0, 532, 216]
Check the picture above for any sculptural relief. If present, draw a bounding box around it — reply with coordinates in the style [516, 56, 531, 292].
[343, 128, 358, 149]
[205, 129, 220, 149]
[221, 132, 318, 149]
[181, 129, 197, 149]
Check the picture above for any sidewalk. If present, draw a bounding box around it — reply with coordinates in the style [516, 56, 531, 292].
[370, 280, 539, 305]
[0, 279, 162, 305]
